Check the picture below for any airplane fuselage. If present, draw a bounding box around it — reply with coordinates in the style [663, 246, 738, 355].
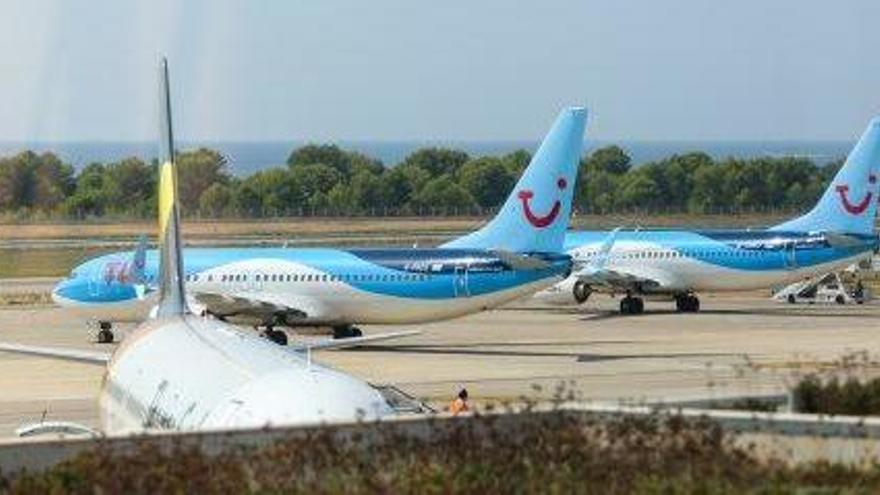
[557, 229, 877, 296]
[99, 314, 393, 434]
[56, 248, 572, 326]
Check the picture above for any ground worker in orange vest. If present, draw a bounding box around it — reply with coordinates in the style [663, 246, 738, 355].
[450, 388, 469, 416]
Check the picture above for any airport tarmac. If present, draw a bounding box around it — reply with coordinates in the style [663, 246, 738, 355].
[1, 289, 879, 440]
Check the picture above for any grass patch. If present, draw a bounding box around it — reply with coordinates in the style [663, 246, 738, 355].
[0, 292, 54, 307]
[793, 374, 880, 416]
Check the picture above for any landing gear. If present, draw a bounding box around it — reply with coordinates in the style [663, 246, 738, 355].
[333, 325, 364, 339]
[675, 293, 700, 313]
[262, 327, 289, 346]
[96, 321, 114, 344]
[572, 281, 592, 304]
[619, 295, 644, 315]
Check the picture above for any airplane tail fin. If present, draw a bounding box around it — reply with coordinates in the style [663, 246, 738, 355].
[128, 234, 149, 300]
[128, 234, 147, 282]
[155, 58, 189, 317]
[443, 107, 587, 252]
[770, 118, 880, 235]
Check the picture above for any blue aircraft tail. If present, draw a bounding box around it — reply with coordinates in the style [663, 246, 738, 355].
[771, 118, 880, 235]
[443, 107, 587, 252]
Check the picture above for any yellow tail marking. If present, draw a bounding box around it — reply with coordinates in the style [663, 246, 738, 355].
[158, 161, 175, 239]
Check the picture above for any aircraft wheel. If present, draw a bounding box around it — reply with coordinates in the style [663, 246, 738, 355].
[97, 328, 114, 344]
[675, 294, 699, 313]
[333, 326, 359, 339]
[265, 329, 288, 346]
[572, 281, 591, 304]
[633, 297, 645, 314]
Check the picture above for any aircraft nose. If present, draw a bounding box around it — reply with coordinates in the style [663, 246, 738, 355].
[51, 279, 77, 306]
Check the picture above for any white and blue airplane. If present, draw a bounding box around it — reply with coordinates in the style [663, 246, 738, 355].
[0, 60, 399, 436]
[537, 118, 880, 314]
[53, 107, 587, 343]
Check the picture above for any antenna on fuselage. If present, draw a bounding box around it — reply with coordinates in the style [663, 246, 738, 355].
[155, 57, 189, 318]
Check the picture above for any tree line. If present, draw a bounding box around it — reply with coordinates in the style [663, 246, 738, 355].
[0, 144, 841, 220]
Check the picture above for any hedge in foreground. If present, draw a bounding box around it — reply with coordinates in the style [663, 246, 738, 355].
[3, 412, 880, 494]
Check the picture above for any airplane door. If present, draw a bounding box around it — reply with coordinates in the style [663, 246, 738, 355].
[453, 266, 470, 297]
[249, 272, 264, 292]
[89, 270, 104, 297]
[783, 242, 797, 270]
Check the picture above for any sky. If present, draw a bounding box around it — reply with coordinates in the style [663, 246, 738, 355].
[0, 0, 878, 142]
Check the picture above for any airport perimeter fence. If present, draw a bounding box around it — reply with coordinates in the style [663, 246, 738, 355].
[0, 204, 819, 225]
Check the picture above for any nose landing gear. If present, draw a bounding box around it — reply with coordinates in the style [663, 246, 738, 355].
[96, 321, 115, 344]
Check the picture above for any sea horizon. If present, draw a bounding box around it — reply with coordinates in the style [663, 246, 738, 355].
[0, 139, 853, 177]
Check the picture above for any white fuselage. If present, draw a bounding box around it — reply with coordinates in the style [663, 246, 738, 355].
[99, 314, 392, 435]
[186, 259, 560, 325]
[536, 237, 874, 304]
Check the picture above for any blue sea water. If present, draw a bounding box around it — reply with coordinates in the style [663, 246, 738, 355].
[0, 139, 852, 177]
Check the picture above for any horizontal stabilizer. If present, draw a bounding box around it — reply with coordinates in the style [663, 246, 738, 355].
[16, 421, 100, 438]
[824, 232, 868, 248]
[491, 250, 551, 270]
[0, 342, 109, 364]
[294, 330, 421, 352]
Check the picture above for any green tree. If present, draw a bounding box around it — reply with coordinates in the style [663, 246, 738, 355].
[287, 144, 383, 178]
[231, 181, 262, 217]
[177, 148, 230, 213]
[501, 149, 531, 176]
[0, 152, 37, 209]
[616, 173, 661, 209]
[412, 176, 476, 212]
[63, 163, 111, 217]
[199, 183, 233, 217]
[400, 148, 470, 177]
[290, 163, 343, 207]
[32, 153, 75, 211]
[456, 157, 516, 208]
[105, 157, 154, 216]
[582, 146, 631, 175]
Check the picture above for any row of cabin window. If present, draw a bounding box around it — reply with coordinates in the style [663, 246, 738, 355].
[581, 249, 770, 260]
[184, 273, 432, 284]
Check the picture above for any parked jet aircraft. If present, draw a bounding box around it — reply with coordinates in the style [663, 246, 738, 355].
[0, 60, 403, 436]
[53, 107, 585, 344]
[536, 118, 880, 314]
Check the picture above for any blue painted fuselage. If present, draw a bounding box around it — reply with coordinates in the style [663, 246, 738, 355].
[561, 229, 877, 293]
[54, 248, 571, 325]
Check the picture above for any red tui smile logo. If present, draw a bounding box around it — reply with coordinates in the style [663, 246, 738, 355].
[518, 177, 567, 228]
[836, 174, 877, 215]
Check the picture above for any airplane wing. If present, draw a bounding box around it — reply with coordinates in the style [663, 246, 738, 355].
[491, 250, 550, 270]
[570, 227, 664, 291]
[193, 291, 313, 323]
[574, 268, 663, 291]
[0, 342, 110, 364]
[291, 330, 421, 352]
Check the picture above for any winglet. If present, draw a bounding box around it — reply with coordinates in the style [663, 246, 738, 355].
[594, 227, 620, 270]
[155, 57, 189, 317]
